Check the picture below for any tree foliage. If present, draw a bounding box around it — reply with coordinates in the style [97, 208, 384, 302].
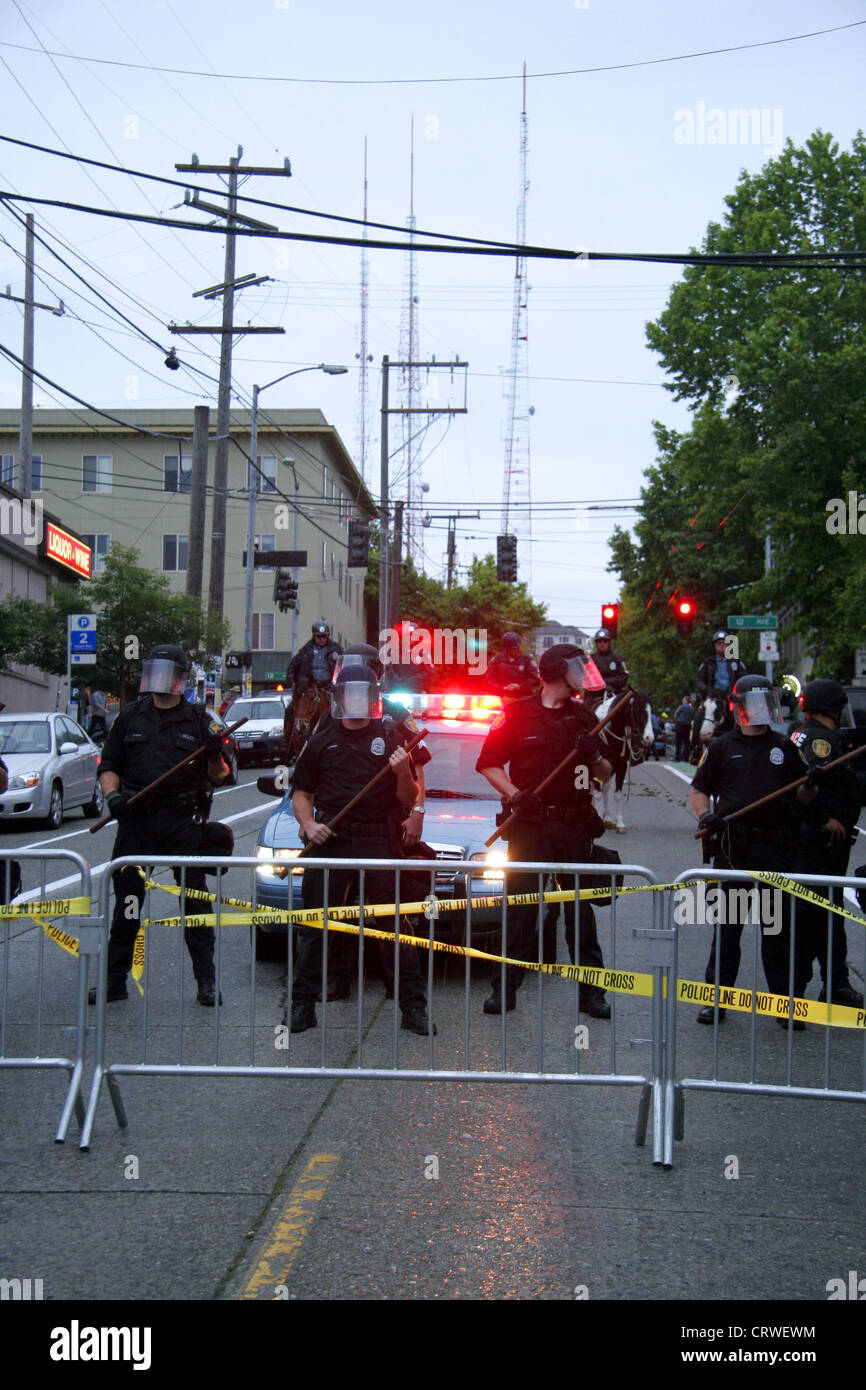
[0, 545, 230, 701]
[610, 130, 866, 702]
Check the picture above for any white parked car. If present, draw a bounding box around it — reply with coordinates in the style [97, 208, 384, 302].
[0, 713, 103, 828]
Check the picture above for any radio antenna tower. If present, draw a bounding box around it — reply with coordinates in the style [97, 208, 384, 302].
[398, 116, 424, 570]
[354, 137, 372, 486]
[500, 63, 532, 589]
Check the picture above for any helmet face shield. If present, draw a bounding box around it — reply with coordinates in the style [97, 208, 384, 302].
[332, 651, 383, 683]
[564, 655, 606, 694]
[331, 678, 383, 721]
[734, 688, 783, 729]
[140, 657, 187, 696]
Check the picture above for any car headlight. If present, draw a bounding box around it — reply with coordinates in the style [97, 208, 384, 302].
[256, 846, 303, 879]
[269, 724, 284, 736]
[469, 850, 507, 881]
[8, 770, 41, 790]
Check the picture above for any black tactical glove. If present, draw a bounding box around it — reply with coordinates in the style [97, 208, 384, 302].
[106, 791, 133, 821]
[698, 811, 727, 836]
[573, 734, 598, 767]
[508, 788, 542, 818]
[204, 720, 225, 757]
[806, 763, 829, 788]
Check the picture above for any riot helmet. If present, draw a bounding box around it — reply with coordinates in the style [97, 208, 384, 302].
[538, 643, 606, 694]
[802, 679, 846, 722]
[140, 644, 189, 696]
[731, 674, 782, 730]
[330, 665, 383, 721]
[501, 632, 521, 650]
[333, 643, 384, 682]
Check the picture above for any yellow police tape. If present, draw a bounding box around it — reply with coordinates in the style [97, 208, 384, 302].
[0, 896, 90, 919]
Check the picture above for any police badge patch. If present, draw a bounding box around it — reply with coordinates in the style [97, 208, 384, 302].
[810, 738, 832, 759]
[371, 736, 385, 756]
[769, 746, 784, 765]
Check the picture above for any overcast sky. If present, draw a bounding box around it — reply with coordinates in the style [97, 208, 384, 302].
[0, 0, 862, 631]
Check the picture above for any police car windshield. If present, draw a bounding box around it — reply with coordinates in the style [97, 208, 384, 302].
[423, 731, 496, 798]
[0, 719, 52, 753]
[230, 700, 285, 720]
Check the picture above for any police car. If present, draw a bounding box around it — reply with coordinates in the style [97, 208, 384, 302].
[251, 691, 509, 961]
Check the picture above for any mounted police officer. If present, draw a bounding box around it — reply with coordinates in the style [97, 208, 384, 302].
[288, 665, 434, 1037]
[483, 632, 539, 702]
[475, 643, 613, 1017]
[285, 621, 342, 747]
[89, 645, 232, 1007]
[691, 674, 811, 1029]
[790, 679, 864, 1007]
[696, 631, 748, 702]
[592, 628, 629, 695]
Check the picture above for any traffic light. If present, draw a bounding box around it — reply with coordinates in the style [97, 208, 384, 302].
[496, 533, 518, 583]
[600, 603, 619, 639]
[347, 519, 370, 568]
[273, 569, 299, 612]
[676, 598, 695, 637]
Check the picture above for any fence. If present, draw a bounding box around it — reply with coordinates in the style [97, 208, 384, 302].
[0, 849, 94, 1143]
[3, 851, 865, 1167]
[662, 867, 866, 1168]
[80, 854, 666, 1156]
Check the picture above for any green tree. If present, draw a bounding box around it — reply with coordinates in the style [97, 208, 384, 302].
[0, 545, 230, 701]
[612, 130, 866, 690]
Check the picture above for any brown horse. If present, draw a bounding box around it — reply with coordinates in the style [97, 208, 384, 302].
[286, 683, 330, 762]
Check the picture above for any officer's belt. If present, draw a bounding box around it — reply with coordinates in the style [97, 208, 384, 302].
[315, 818, 397, 839]
[130, 788, 200, 813]
[724, 824, 790, 845]
[522, 803, 587, 823]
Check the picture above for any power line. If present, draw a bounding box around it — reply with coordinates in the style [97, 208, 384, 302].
[0, 20, 860, 85]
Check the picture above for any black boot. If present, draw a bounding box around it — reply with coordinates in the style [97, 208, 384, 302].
[196, 974, 222, 1007]
[88, 976, 128, 1004]
[483, 984, 516, 1014]
[289, 1002, 317, 1033]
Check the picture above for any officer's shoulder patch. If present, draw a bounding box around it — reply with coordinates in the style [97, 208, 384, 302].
[810, 737, 832, 759]
[491, 713, 506, 730]
[696, 748, 708, 769]
[403, 713, 418, 732]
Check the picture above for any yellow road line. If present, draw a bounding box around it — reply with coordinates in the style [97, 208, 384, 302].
[237, 1153, 340, 1300]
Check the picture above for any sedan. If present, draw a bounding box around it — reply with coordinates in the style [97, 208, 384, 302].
[228, 697, 289, 768]
[251, 712, 509, 961]
[0, 713, 103, 827]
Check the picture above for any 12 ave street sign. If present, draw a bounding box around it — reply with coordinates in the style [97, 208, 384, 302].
[727, 614, 778, 629]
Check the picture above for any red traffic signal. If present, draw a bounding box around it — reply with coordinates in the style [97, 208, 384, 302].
[676, 598, 695, 637]
[600, 603, 619, 639]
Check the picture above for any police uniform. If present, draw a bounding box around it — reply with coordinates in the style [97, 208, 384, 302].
[696, 654, 748, 701]
[691, 727, 804, 998]
[475, 693, 608, 1004]
[790, 718, 864, 1002]
[290, 718, 428, 1016]
[484, 651, 539, 700]
[98, 695, 225, 996]
[593, 648, 630, 694]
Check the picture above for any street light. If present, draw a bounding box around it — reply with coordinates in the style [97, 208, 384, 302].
[244, 364, 348, 694]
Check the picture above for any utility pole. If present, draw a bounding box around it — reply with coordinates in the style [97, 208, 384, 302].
[171, 147, 290, 624]
[390, 499, 404, 628]
[186, 405, 209, 600]
[422, 512, 481, 590]
[379, 354, 468, 635]
[1, 213, 64, 499]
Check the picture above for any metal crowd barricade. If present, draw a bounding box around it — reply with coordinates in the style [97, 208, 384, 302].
[80, 853, 669, 1161]
[663, 866, 866, 1168]
[0, 849, 95, 1142]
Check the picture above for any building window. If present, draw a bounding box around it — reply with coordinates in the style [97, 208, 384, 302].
[322, 464, 328, 498]
[252, 612, 275, 650]
[83, 454, 112, 492]
[253, 455, 276, 493]
[253, 534, 276, 565]
[81, 533, 111, 571]
[162, 534, 188, 572]
[1, 454, 13, 486]
[31, 454, 42, 490]
[163, 454, 191, 493]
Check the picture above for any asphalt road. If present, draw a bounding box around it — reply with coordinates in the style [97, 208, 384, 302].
[2, 759, 865, 1306]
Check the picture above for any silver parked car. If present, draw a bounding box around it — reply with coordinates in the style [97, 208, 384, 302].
[0, 713, 104, 828]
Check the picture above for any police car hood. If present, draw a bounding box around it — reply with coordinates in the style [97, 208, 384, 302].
[257, 793, 502, 859]
[258, 799, 302, 851]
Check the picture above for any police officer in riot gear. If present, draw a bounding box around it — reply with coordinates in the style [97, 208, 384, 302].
[475, 644, 613, 1017]
[592, 628, 630, 695]
[790, 679, 864, 1007]
[288, 665, 434, 1036]
[484, 632, 539, 701]
[691, 674, 811, 1028]
[89, 644, 231, 1006]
